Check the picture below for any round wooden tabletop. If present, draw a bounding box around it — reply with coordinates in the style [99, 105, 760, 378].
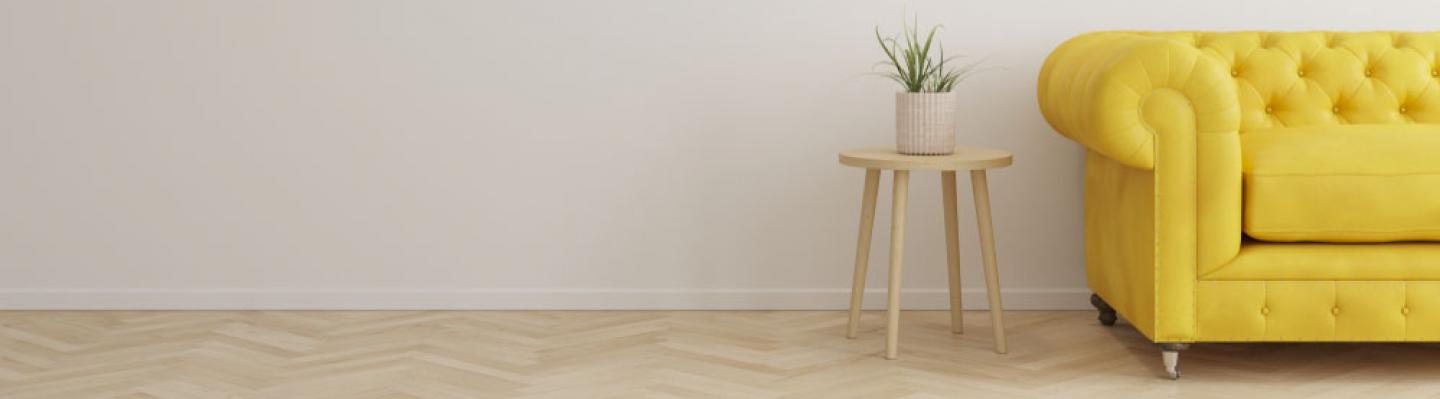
[838, 146, 1013, 171]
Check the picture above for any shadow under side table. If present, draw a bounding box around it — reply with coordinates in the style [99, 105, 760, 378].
[838, 146, 1013, 359]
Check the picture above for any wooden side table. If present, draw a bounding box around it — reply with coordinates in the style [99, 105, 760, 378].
[838, 146, 1013, 359]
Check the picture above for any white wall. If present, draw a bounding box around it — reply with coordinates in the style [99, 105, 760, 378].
[2, 0, 1436, 309]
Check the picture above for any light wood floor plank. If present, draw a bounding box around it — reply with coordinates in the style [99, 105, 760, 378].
[3, 310, 1440, 398]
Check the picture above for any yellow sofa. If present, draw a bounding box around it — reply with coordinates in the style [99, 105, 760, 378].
[1038, 31, 1440, 378]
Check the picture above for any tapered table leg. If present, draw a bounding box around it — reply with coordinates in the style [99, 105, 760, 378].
[846, 169, 881, 339]
[941, 171, 963, 334]
[885, 170, 910, 359]
[970, 170, 1007, 354]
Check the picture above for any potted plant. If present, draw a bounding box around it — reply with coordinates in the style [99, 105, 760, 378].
[875, 20, 983, 155]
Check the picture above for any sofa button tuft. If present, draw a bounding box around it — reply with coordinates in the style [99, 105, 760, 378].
[1261, 307, 1270, 315]
[1401, 106, 1409, 114]
[1365, 69, 1374, 77]
[1432, 69, 1439, 77]
[1298, 69, 1307, 77]
[1332, 307, 1341, 315]
[1231, 69, 1241, 77]
[1403, 307, 1411, 316]
[1333, 106, 1341, 114]
[1265, 106, 1274, 114]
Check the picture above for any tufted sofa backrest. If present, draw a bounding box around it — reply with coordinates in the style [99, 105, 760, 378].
[1135, 32, 1440, 132]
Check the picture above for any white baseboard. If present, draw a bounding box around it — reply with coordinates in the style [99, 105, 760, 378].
[0, 288, 1093, 310]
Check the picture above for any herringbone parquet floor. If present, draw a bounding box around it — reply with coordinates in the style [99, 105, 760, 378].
[3, 310, 1440, 398]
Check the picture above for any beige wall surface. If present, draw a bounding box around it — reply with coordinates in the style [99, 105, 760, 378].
[1, 0, 1431, 309]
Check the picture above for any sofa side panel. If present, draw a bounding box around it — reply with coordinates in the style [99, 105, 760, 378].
[1085, 152, 1158, 340]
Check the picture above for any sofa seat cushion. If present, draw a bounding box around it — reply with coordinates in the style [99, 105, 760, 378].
[1202, 241, 1440, 281]
[1242, 124, 1440, 242]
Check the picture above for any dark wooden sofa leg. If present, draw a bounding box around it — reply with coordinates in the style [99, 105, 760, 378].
[1090, 293, 1117, 326]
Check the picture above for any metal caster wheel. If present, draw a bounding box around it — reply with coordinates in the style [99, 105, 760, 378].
[1163, 355, 1181, 380]
[1158, 343, 1189, 380]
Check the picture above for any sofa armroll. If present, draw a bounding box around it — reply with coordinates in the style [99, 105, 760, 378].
[1037, 32, 1240, 170]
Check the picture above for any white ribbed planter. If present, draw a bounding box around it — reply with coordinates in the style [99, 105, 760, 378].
[895, 92, 959, 155]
